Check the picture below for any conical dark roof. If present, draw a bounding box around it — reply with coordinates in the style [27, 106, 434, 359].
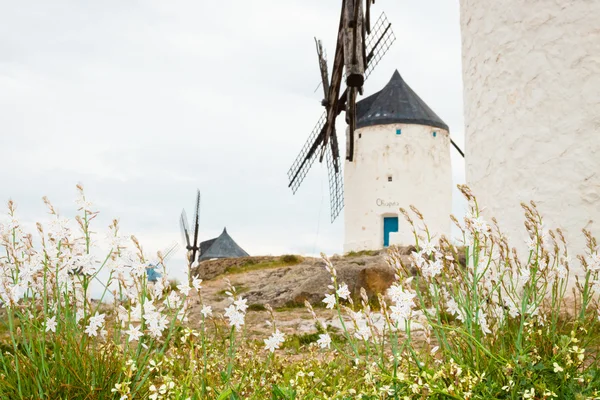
[356, 70, 449, 131]
[198, 228, 249, 261]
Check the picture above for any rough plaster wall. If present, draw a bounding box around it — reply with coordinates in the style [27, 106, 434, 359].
[344, 123, 452, 252]
[461, 0, 600, 276]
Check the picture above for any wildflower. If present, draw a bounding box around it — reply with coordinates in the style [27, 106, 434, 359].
[386, 284, 416, 306]
[225, 305, 245, 329]
[322, 294, 336, 309]
[354, 325, 371, 341]
[192, 276, 203, 291]
[45, 316, 57, 333]
[478, 312, 491, 335]
[588, 253, 600, 271]
[264, 329, 285, 353]
[523, 388, 535, 399]
[125, 324, 143, 342]
[165, 291, 181, 308]
[234, 297, 248, 313]
[379, 385, 395, 396]
[201, 305, 212, 318]
[336, 283, 350, 300]
[471, 216, 489, 235]
[85, 312, 106, 337]
[553, 362, 563, 373]
[317, 333, 332, 349]
[177, 283, 192, 296]
[422, 259, 443, 278]
[421, 239, 436, 256]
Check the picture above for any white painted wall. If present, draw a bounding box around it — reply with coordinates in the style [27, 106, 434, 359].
[460, 0, 600, 275]
[344, 123, 452, 252]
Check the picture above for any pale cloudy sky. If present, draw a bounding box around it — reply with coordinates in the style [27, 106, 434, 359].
[0, 0, 465, 284]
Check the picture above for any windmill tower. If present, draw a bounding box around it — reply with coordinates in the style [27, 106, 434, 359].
[344, 71, 453, 252]
[460, 1, 600, 273]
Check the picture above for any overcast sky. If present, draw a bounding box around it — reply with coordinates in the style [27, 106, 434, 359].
[0, 0, 465, 284]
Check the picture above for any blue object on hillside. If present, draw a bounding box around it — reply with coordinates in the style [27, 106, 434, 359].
[146, 264, 162, 282]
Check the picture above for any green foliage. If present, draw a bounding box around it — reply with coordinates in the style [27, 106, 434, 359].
[344, 250, 378, 258]
[225, 255, 303, 275]
[3, 185, 600, 399]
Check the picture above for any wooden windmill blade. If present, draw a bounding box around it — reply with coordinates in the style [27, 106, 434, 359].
[287, 113, 326, 193]
[191, 190, 201, 264]
[326, 143, 344, 222]
[315, 38, 330, 100]
[365, 0, 373, 34]
[180, 210, 191, 251]
[319, 0, 347, 161]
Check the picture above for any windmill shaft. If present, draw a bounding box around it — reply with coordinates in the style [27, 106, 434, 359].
[451, 139, 465, 158]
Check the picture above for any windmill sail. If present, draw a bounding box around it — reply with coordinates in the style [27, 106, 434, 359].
[287, 10, 395, 223]
[191, 190, 201, 264]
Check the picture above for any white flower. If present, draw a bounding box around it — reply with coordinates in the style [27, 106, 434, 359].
[336, 283, 350, 300]
[125, 324, 143, 342]
[422, 259, 443, 278]
[45, 316, 57, 333]
[471, 216, 489, 235]
[85, 323, 99, 337]
[177, 283, 192, 296]
[421, 240, 436, 256]
[200, 305, 212, 318]
[85, 312, 106, 337]
[225, 304, 245, 329]
[354, 325, 371, 341]
[410, 251, 425, 269]
[228, 311, 245, 330]
[234, 298, 248, 313]
[165, 291, 181, 308]
[523, 388, 535, 399]
[264, 329, 285, 353]
[386, 284, 416, 307]
[317, 333, 332, 349]
[553, 362, 563, 373]
[446, 297, 465, 321]
[322, 294, 336, 309]
[588, 253, 600, 272]
[477, 312, 491, 335]
[192, 276, 203, 291]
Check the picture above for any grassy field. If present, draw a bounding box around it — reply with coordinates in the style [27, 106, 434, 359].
[2, 185, 600, 399]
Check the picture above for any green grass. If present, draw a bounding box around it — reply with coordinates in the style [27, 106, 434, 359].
[224, 255, 303, 275]
[344, 250, 378, 258]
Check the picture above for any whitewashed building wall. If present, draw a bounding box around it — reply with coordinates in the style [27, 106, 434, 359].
[344, 123, 452, 252]
[460, 0, 600, 273]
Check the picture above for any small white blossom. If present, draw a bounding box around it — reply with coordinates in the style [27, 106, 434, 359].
[200, 305, 212, 318]
[336, 283, 350, 300]
[192, 276, 203, 291]
[317, 333, 332, 349]
[125, 324, 143, 342]
[45, 316, 57, 333]
[322, 294, 336, 309]
[264, 329, 285, 353]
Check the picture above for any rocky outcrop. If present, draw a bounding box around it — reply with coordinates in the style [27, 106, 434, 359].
[191, 249, 414, 308]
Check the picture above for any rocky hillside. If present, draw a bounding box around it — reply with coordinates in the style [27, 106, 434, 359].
[191, 248, 417, 308]
[186, 248, 417, 338]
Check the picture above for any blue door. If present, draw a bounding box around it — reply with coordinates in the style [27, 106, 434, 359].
[383, 217, 399, 247]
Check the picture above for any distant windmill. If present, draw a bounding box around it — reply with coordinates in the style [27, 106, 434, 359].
[287, 1, 396, 222]
[180, 190, 201, 274]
